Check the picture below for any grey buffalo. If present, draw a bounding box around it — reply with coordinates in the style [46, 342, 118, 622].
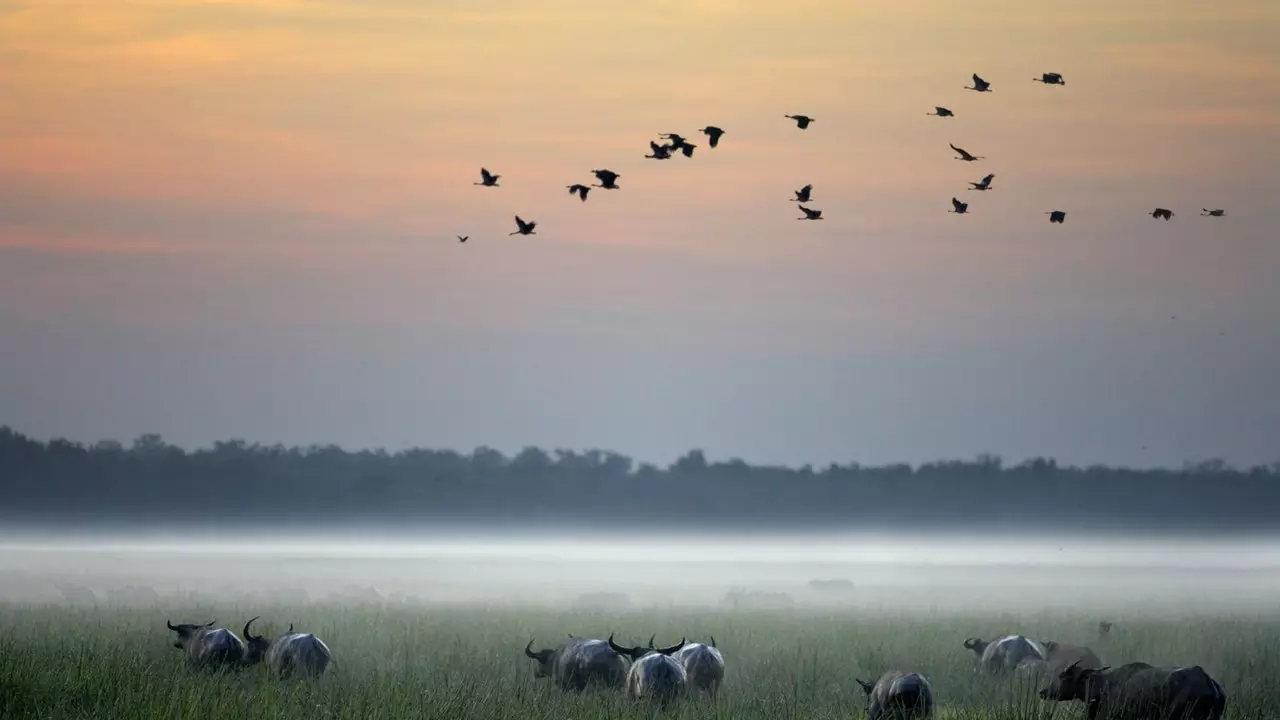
[609, 634, 688, 702]
[660, 635, 724, 699]
[524, 637, 628, 691]
[166, 619, 246, 671]
[1040, 661, 1226, 720]
[856, 671, 935, 720]
[963, 634, 1046, 674]
[242, 617, 333, 678]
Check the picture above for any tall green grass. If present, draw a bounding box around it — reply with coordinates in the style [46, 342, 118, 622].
[1, 604, 1275, 719]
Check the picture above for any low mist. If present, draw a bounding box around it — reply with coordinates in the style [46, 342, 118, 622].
[4, 528, 1279, 617]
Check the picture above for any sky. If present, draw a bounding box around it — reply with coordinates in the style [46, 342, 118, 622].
[1, 0, 1278, 469]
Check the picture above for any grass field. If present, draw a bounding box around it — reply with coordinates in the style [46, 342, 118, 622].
[1, 604, 1276, 719]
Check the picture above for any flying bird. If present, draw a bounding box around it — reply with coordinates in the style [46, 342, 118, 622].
[645, 141, 672, 159]
[567, 184, 590, 201]
[791, 184, 813, 202]
[457, 235, 469, 242]
[965, 73, 992, 92]
[949, 197, 969, 214]
[474, 168, 500, 187]
[591, 169, 620, 189]
[1201, 208, 1225, 217]
[509, 216, 537, 235]
[677, 142, 696, 158]
[797, 205, 823, 220]
[660, 133, 688, 147]
[700, 126, 725, 147]
[1150, 208, 1174, 221]
[1046, 211, 1066, 224]
[1034, 72, 1066, 85]
[928, 107, 955, 117]
[969, 173, 995, 191]
[950, 143, 984, 162]
[785, 114, 815, 129]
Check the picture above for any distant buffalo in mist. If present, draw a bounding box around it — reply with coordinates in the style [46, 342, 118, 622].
[166, 620, 246, 671]
[524, 636, 627, 691]
[856, 671, 935, 720]
[243, 617, 333, 678]
[609, 634, 688, 703]
[721, 588, 794, 610]
[807, 578, 855, 594]
[1098, 620, 1114, 639]
[1040, 661, 1226, 720]
[963, 634, 1046, 674]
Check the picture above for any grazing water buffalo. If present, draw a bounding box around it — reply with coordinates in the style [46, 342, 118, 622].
[1040, 661, 1226, 720]
[609, 634, 688, 702]
[524, 637, 628, 691]
[166, 619, 246, 671]
[242, 617, 333, 678]
[1041, 640, 1103, 672]
[856, 671, 935, 720]
[963, 634, 1046, 674]
[655, 635, 725, 699]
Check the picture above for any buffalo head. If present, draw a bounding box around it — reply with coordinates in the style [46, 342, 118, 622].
[962, 637, 990, 656]
[1040, 661, 1106, 702]
[609, 633, 685, 662]
[524, 639, 556, 678]
[166, 619, 215, 649]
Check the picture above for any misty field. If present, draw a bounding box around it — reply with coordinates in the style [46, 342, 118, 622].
[2, 605, 1278, 719]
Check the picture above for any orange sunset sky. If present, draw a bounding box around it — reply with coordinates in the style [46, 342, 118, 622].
[2, 0, 1278, 466]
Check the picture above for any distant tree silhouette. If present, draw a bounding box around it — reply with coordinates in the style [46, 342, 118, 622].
[0, 426, 1276, 531]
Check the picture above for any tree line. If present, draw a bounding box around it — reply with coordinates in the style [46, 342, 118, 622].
[2, 426, 1277, 531]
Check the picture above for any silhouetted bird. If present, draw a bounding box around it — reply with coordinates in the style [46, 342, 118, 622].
[591, 169, 620, 189]
[792, 184, 813, 202]
[965, 73, 992, 92]
[677, 142, 696, 158]
[1046, 210, 1066, 224]
[509, 216, 537, 235]
[928, 107, 955, 117]
[660, 133, 688, 147]
[950, 143, 984, 162]
[1150, 208, 1174, 221]
[797, 205, 823, 220]
[457, 235, 469, 242]
[567, 184, 590, 201]
[785, 114, 815, 129]
[1034, 72, 1065, 85]
[645, 141, 672, 159]
[700, 126, 725, 147]
[969, 173, 995, 191]
[1201, 208, 1225, 217]
[949, 197, 969, 214]
[474, 168, 500, 187]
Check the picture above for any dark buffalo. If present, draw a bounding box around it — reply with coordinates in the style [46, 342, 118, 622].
[524, 637, 628, 691]
[609, 634, 688, 702]
[856, 671, 935, 720]
[1040, 661, 1226, 720]
[964, 634, 1046, 674]
[166, 619, 246, 671]
[243, 617, 333, 678]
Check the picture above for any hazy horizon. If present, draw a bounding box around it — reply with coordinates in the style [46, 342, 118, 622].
[2, 0, 1279, 470]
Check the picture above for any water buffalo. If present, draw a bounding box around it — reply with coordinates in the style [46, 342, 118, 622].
[963, 634, 1046, 674]
[166, 619, 246, 671]
[658, 635, 724, 699]
[856, 671, 935, 720]
[1040, 661, 1226, 720]
[242, 617, 333, 678]
[1041, 640, 1103, 672]
[609, 634, 688, 702]
[524, 637, 628, 691]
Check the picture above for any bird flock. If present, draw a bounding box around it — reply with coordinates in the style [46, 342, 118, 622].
[460, 71, 1228, 241]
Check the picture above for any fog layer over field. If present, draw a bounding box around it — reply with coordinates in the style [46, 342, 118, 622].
[3, 530, 1279, 616]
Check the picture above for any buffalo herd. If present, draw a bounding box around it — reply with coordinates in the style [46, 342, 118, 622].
[166, 618, 1226, 719]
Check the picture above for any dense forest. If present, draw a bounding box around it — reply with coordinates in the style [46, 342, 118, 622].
[1, 426, 1277, 531]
